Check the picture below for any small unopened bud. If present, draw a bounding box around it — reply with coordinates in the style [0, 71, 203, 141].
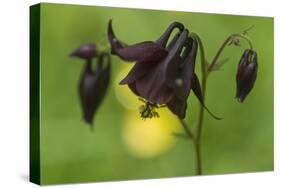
[236, 49, 258, 102]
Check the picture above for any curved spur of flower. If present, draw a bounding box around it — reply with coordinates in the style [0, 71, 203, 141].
[236, 49, 258, 102]
[71, 46, 111, 127]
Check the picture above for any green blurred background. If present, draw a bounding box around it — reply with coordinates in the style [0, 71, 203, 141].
[39, 3, 273, 185]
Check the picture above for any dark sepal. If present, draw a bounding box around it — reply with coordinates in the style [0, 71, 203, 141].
[167, 96, 187, 119]
[119, 32, 181, 86]
[108, 19, 168, 64]
[171, 37, 198, 101]
[133, 30, 189, 105]
[115, 41, 168, 64]
[191, 74, 222, 120]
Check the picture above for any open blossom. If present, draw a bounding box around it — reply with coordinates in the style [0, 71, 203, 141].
[236, 49, 258, 102]
[71, 44, 110, 126]
[108, 20, 219, 119]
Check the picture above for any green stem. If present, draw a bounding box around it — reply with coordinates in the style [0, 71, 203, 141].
[179, 119, 194, 139]
[208, 36, 232, 72]
[189, 33, 208, 175]
[179, 119, 200, 174]
[195, 73, 207, 176]
[208, 34, 253, 72]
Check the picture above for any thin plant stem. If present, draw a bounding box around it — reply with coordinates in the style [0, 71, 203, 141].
[195, 74, 207, 176]
[180, 119, 201, 175]
[179, 119, 194, 139]
[189, 33, 208, 175]
[208, 35, 232, 72]
[208, 34, 253, 72]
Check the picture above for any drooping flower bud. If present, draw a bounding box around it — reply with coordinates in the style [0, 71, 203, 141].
[71, 45, 111, 127]
[236, 49, 258, 102]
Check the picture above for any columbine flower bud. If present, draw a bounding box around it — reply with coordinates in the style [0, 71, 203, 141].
[71, 45, 110, 127]
[236, 49, 258, 102]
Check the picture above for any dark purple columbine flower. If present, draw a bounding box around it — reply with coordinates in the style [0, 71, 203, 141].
[71, 44, 110, 127]
[236, 49, 258, 102]
[108, 20, 219, 120]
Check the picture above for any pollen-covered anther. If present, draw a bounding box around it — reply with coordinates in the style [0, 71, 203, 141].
[138, 98, 161, 120]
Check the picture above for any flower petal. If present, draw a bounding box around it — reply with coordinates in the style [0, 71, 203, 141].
[120, 62, 155, 85]
[191, 74, 222, 120]
[119, 32, 181, 85]
[165, 36, 196, 101]
[178, 37, 198, 98]
[191, 73, 203, 104]
[108, 20, 168, 64]
[167, 97, 187, 119]
[128, 83, 140, 96]
[115, 41, 168, 64]
[135, 73, 174, 104]
[133, 30, 189, 104]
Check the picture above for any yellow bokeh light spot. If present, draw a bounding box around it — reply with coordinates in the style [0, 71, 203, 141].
[122, 108, 181, 159]
[114, 65, 142, 110]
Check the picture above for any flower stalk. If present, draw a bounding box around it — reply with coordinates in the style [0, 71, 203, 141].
[180, 30, 255, 175]
[208, 34, 253, 72]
